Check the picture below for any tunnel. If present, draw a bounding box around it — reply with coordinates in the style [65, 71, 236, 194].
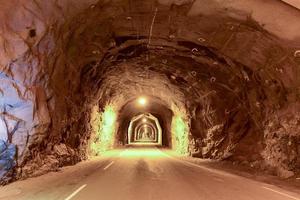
[127, 112, 162, 145]
[1, 0, 300, 197]
[117, 96, 172, 148]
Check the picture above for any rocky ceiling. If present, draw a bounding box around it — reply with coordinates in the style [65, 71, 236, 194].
[1, 0, 300, 184]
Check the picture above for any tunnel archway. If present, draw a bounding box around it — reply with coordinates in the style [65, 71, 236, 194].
[115, 96, 180, 149]
[134, 122, 157, 142]
[128, 113, 162, 145]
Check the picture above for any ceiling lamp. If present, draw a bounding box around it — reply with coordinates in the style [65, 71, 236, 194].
[137, 96, 147, 106]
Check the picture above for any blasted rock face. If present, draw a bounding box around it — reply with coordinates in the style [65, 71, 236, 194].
[0, 140, 16, 184]
[0, 0, 97, 183]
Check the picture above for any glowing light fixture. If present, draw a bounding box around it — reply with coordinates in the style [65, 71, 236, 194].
[142, 118, 147, 123]
[137, 97, 147, 106]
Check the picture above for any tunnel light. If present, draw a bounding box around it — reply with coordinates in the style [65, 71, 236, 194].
[137, 97, 147, 106]
[142, 118, 147, 123]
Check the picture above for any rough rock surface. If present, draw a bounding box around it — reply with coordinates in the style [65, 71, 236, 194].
[0, 140, 16, 184]
[1, 0, 300, 183]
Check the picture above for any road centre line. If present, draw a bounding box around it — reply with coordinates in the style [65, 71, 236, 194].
[64, 184, 87, 200]
[103, 161, 114, 170]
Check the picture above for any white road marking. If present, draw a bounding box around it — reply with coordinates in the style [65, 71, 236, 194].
[262, 186, 300, 200]
[161, 150, 300, 199]
[64, 184, 87, 200]
[103, 161, 114, 170]
[159, 150, 237, 178]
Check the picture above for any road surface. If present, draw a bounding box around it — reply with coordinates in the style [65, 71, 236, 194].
[0, 148, 300, 200]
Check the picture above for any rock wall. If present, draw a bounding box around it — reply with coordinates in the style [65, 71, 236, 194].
[0, 0, 98, 183]
[262, 102, 300, 178]
[0, 141, 16, 184]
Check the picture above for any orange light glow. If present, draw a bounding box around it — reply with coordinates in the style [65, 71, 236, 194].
[137, 97, 147, 106]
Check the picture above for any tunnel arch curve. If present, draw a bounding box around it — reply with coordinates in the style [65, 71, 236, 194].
[127, 113, 162, 146]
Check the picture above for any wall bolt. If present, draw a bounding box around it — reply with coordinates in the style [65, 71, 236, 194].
[275, 67, 283, 73]
[294, 50, 300, 57]
[210, 77, 216, 83]
[255, 102, 260, 107]
[192, 48, 198, 53]
[225, 109, 230, 114]
[92, 50, 100, 54]
[197, 38, 206, 42]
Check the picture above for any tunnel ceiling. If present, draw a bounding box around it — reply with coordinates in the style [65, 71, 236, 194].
[1, 0, 300, 183]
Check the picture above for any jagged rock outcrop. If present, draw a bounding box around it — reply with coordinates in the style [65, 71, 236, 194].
[0, 140, 16, 184]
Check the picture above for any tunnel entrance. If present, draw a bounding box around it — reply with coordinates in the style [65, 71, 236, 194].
[127, 113, 162, 146]
[116, 96, 174, 148]
[89, 95, 190, 156]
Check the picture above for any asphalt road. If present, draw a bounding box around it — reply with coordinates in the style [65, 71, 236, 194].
[1, 148, 300, 200]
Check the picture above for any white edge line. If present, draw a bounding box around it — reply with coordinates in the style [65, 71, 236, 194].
[103, 161, 114, 170]
[262, 186, 300, 200]
[65, 184, 87, 200]
[159, 150, 237, 178]
[163, 151, 300, 200]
